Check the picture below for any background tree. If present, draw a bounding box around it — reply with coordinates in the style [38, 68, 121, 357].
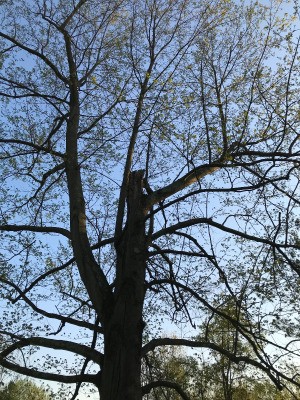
[194, 298, 253, 400]
[143, 340, 300, 400]
[0, 379, 51, 400]
[0, 0, 300, 399]
[142, 343, 199, 400]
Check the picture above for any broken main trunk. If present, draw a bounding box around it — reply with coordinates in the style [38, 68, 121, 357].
[100, 171, 147, 400]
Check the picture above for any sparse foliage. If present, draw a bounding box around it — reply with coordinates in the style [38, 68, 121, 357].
[0, 0, 300, 399]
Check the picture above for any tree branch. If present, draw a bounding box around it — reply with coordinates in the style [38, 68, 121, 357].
[63, 25, 113, 325]
[142, 338, 284, 389]
[1, 277, 103, 333]
[0, 224, 71, 239]
[152, 217, 299, 250]
[59, 0, 89, 30]
[0, 32, 68, 83]
[142, 379, 191, 400]
[0, 335, 103, 365]
[12, 236, 114, 302]
[0, 138, 64, 158]
[145, 163, 220, 209]
[0, 359, 97, 384]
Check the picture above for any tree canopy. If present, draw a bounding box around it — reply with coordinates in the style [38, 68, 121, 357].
[0, 0, 300, 399]
[0, 379, 50, 400]
[142, 340, 300, 400]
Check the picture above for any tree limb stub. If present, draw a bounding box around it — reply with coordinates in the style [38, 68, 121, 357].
[145, 163, 220, 209]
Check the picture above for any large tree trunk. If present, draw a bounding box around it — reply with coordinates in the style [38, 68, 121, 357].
[99, 170, 147, 400]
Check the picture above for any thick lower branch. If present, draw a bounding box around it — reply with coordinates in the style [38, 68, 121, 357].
[142, 338, 284, 390]
[0, 360, 97, 384]
[0, 335, 103, 365]
[142, 380, 191, 400]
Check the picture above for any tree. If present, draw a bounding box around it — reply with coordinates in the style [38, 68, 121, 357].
[195, 298, 253, 400]
[0, 0, 300, 399]
[193, 300, 300, 400]
[142, 304, 300, 400]
[142, 342, 199, 400]
[0, 379, 50, 400]
[143, 343, 300, 400]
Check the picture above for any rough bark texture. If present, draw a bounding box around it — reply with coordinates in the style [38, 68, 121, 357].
[100, 170, 147, 400]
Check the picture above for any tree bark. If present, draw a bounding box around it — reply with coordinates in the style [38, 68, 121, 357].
[99, 170, 147, 400]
